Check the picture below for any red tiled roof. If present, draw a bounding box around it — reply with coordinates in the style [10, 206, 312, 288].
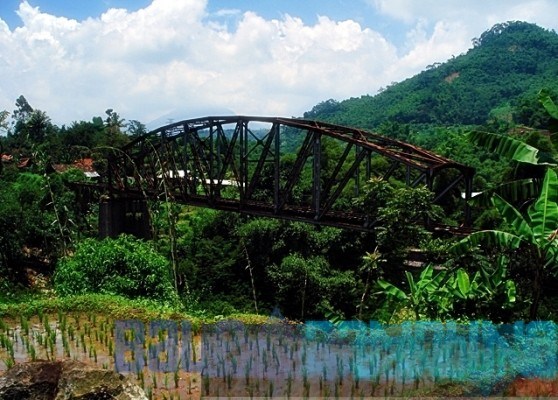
[73, 158, 96, 172]
[18, 158, 31, 168]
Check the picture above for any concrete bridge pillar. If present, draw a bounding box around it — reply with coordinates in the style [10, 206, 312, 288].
[99, 197, 151, 239]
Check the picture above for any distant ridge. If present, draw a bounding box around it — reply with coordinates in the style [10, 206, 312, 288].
[304, 21, 558, 129]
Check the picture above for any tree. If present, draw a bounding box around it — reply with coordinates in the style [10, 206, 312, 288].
[127, 120, 147, 138]
[13, 95, 33, 122]
[353, 178, 442, 267]
[452, 168, 558, 320]
[0, 110, 9, 134]
[357, 248, 382, 320]
[103, 109, 129, 147]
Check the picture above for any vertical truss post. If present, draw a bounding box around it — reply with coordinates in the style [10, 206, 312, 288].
[216, 123, 222, 196]
[464, 170, 473, 226]
[425, 169, 435, 227]
[354, 146, 360, 196]
[426, 169, 434, 191]
[274, 123, 280, 213]
[208, 122, 215, 202]
[240, 120, 248, 203]
[365, 150, 371, 182]
[313, 131, 321, 219]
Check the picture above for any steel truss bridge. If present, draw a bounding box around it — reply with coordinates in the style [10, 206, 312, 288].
[99, 116, 475, 236]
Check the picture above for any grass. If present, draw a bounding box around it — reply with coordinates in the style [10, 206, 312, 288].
[0, 292, 276, 330]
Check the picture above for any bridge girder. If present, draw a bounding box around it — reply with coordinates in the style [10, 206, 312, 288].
[104, 116, 475, 231]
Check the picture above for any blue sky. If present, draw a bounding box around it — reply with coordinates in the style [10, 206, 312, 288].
[1, 0, 557, 127]
[0, 1, 152, 28]
[0, 0, 408, 46]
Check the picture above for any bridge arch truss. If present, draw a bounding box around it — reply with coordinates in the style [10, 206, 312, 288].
[105, 116, 474, 231]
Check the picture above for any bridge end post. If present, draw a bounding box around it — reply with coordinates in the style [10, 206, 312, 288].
[99, 197, 152, 239]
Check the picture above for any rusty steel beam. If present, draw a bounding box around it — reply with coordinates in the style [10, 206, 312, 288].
[103, 116, 475, 231]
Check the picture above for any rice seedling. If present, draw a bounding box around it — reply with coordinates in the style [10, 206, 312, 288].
[246, 383, 255, 400]
[244, 358, 252, 385]
[20, 315, 29, 337]
[28, 345, 37, 361]
[152, 374, 157, 389]
[226, 372, 232, 390]
[2, 357, 15, 370]
[231, 355, 237, 374]
[336, 354, 344, 386]
[174, 369, 180, 389]
[202, 373, 210, 396]
[323, 383, 331, 399]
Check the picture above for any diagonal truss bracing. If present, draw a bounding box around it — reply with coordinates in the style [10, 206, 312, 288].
[105, 116, 475, 231]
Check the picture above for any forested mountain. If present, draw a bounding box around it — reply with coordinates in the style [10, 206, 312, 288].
[304, 21, 558, 129]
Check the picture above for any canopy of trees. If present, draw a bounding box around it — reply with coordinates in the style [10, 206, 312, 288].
[1, 21, 557, 323]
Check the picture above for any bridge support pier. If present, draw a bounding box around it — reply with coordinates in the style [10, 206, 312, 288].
[99, 197, 151, 239]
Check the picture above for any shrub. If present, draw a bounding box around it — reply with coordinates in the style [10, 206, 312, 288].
[54, 234, 177, 303]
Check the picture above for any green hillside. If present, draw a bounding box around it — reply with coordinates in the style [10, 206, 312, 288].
[304, 21, 558, 129]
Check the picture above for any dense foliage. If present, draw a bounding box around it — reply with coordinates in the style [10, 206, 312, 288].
[1, 21, 558, 323]
[54, 234, 177, 303]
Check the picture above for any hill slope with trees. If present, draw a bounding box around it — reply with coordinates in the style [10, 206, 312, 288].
[304, 21, 558, 130]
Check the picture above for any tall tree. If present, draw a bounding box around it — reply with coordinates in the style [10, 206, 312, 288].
[103, 108, 129, 147]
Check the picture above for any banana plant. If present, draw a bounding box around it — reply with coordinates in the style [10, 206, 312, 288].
[468, 90, 558, 206]
[449, 259, 516, 305]
[377, 263, 516, 321]
[377, 264, 447, 320]
[538, 88, 558, 149]
[467, 130, 557, 206]
[452, 168, 558, 319]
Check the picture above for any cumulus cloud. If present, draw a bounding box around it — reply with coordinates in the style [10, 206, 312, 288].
[369, 0, 558, 69]
[0, 0, 558, 126]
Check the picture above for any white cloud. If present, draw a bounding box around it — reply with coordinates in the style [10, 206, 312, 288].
[1, 0, 558, 127]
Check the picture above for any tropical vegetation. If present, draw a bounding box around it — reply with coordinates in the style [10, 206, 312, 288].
[0, 20, 557, 326]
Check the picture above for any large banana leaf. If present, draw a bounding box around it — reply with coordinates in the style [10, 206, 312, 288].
[506, 280, 517, 302]
[539, 89, 558, 120]
[538, 89, 558, 152]
[456, 268, 471, 298]
[470, 178, 539, 207]
[492, 194, 534, 241]
[529, 169, 558, 242]
[377, 280, 407, 300]
[450, 230, 524, 255]
[467, 131, 548, 165]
